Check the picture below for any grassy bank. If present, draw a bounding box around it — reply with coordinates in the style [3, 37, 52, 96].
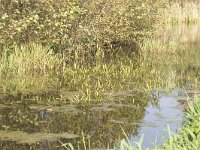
[2, 0, 200, 102]
[0, 0, 168, 103]
[1, 1, 200, 100]
[0, 36, 199, 104]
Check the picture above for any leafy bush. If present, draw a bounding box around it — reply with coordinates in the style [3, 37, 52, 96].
[0, 0, 84, 50]
[0, 0, 165, 54]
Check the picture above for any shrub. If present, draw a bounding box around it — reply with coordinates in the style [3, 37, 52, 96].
[0, 0, 165, 54]
[0, 0, 84, 50]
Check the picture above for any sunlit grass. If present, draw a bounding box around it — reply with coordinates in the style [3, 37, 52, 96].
[0, 44, 64, 94]
[163, 95, 200, 150]
[0, 37, 199, 104]
[163, 2, 200, 24]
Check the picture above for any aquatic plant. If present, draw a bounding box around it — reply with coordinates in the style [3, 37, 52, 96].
[0, 44, 63, 94]
[1, 34, 200, 104]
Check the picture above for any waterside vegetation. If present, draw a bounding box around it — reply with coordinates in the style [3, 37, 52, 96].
[0, 0, 200, 149]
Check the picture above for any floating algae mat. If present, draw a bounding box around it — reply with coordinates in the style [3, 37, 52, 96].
[0, 131, 78, 144]
[29, 104, 81, 114]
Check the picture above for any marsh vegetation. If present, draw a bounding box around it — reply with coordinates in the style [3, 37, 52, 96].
[0, 0, 200, 150]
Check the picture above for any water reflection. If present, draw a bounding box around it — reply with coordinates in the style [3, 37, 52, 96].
[130, 90, 184, 149]
[0, 91, 149, 149]
[0, 89, 189, 149]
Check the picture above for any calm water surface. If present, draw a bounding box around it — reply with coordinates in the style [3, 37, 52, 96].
[130, 90, 184, 149]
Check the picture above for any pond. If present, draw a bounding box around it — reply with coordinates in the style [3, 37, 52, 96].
[0, 24, 200, 150]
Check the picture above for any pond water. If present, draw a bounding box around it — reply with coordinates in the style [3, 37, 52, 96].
[130, 90, 184, 149]
[0, 90, 186, 150]
[0, 24, 200, 150]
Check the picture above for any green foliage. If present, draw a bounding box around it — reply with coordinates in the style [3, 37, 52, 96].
[0, 0, 85, 50]
[0, 43, 176, 102]
[0, 44, 63, 93]
[0, 0, 165, 53]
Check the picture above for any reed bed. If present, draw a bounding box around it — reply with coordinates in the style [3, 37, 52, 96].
[0, 41, 186, 104]
[164, 2, 200, 24]
[0, 38, 199, 105]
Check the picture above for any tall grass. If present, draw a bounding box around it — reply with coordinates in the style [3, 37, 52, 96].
[163, 95, 200, 150]
[0, 34, 199, 103]
[164, 2, 200, 24]
[0, 44, 63, 76]
[0, 41, 183, 103]
[0, 44, 64, 94]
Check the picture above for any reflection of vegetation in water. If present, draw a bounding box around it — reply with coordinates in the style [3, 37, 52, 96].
[153, 23, 200, 88]
[157, 24, 200, 44]
[0, 91, 151, 149]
